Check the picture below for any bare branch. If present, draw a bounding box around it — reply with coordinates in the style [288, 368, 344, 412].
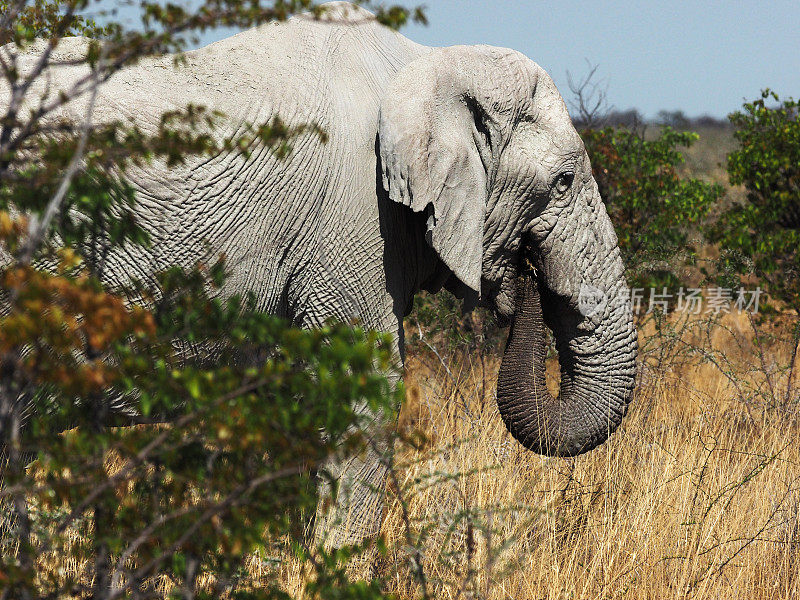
[566, 59, 611, 129]
[15, 45, 104, 266]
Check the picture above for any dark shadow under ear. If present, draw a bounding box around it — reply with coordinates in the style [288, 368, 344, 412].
[375, 134, 447, 321]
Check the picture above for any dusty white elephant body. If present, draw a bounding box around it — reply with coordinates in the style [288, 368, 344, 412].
[17, 4, 427, 337]
[2, 2, 637, 549]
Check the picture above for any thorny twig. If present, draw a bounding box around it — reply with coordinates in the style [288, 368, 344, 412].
[415, 318, 476, 423]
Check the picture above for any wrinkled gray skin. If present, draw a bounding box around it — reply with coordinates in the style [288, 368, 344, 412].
[2, 2, 636, 548]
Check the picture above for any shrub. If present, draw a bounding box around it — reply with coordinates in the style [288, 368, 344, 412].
[0, 252, 400, 597]
[581, 125, 724, 289]
[706, 90, 800, 310]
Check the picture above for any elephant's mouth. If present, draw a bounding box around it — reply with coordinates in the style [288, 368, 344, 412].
[486, 242, 554, 327]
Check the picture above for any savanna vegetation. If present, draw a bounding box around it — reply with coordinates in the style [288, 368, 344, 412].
[1, 1, 799, 599]
[397, 70, 800, 600]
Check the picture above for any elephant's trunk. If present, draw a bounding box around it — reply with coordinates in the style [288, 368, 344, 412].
[496, 271, 636, 457]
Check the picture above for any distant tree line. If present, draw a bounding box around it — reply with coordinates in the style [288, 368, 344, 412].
[573, 109, 730, 131]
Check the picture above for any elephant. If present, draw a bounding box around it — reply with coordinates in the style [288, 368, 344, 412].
[1, 1, 637, 550]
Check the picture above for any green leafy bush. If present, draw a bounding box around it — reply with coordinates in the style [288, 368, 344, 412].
[1, 0, 425, 597]
[581, 125, 724, 289]
[706, 90, 800, 309]
[1, 254, 400, 597]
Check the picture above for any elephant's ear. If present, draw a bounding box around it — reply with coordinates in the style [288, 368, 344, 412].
[378, 46, 508, 296]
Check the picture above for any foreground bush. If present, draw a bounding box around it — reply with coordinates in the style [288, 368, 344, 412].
[0, 251, 401, 598]
[1, 1, 422, 597]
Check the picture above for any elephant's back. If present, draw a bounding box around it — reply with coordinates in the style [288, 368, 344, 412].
[1, 5, 429, 329]
[178, 3, 428, 126]
[126, 4, 430, 323]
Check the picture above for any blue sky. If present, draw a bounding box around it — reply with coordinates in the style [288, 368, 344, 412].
[402, 1, 800, 119]
[98, 1, 800, 119]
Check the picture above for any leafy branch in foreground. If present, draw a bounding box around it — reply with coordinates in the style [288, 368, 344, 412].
[1, 251, 401, 598]
[1, 0, 425, 597]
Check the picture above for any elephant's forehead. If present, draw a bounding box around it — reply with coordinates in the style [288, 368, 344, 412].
[508, 118, 583, 171]
[511, 72, 581, 153]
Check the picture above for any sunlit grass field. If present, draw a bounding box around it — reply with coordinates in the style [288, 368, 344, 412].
[32, 308, 800, 599]
[374, 308, 800, 600]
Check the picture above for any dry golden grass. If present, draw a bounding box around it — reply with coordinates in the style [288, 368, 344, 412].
[25, 310, 800, 599]
[378, 309, 800, 599]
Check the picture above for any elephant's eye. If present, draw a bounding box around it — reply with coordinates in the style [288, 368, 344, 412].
[552, 171, 575, 196]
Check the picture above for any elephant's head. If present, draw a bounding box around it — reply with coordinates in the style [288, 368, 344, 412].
[378, 45, 637, 456]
